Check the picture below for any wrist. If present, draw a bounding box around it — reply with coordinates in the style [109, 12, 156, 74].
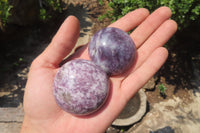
[20, 116, 46, 133]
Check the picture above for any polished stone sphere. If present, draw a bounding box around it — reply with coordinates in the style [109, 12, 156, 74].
[53, 59, 109, 115]
[89, 27, 136, 75]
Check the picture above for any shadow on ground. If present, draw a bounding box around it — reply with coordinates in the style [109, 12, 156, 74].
[0, 3, 93, 107]
[157, 22, 200, 94]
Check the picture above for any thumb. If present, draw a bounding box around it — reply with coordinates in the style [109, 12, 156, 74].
[36, 16, 80, 68]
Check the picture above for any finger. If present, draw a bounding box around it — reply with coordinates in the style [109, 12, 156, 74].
[36, 16, 80, 68]
[108, 8, 149, 32]
[77, 7, 171, 62]
[130, 6, 172, 48]
[72, 8, 149, 60]
[134, 19, 177, 70]
[69, 8, 149, 61]
[121, 47, 168, 102]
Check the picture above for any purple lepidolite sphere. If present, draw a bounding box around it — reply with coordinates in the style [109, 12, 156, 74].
[53, 59, 109, 115]
[89, 27, 136, 75]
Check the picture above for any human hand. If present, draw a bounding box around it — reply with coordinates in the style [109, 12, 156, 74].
[21, 7, 177, 133]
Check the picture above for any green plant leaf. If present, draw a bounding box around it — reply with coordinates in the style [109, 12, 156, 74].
[104, 0, 200, 30]
[158, 84, 167, 95]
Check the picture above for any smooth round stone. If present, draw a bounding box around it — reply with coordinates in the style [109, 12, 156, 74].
[89, 27, 136, 75]
[53, 59, 109, 115]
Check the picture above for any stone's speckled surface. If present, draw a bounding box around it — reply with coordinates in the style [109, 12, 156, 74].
[89, 27, 136, 75]
[53, 59, 109, 115]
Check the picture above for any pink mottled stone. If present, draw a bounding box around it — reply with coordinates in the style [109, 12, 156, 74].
[53, 59, 109, 115]
[89, 27, 136, 75]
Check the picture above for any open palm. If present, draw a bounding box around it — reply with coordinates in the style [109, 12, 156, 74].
[21, 7, 177, 133]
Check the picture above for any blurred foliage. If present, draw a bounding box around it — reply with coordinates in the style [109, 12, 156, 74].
[0, 0, 13, 29]
[101, 0, 200, 30]
[98, 0, 103, 6]
[40, 0, 63, 21]
[158, 83, 167, 97]
[0, 0, 63, 29]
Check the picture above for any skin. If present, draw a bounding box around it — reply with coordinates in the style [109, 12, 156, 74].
[21, 7, 177, 133]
